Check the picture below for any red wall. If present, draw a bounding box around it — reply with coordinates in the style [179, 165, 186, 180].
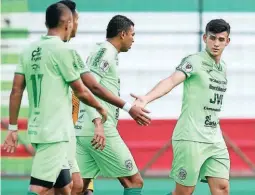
[1, 119, 255, 173]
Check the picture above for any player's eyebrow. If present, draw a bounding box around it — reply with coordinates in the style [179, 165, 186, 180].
[208, 33, 216, 38]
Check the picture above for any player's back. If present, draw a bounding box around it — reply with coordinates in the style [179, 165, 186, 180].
[19, 35, 75, 143]
[173, 50, 227, 143]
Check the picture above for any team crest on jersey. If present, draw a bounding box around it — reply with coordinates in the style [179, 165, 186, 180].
[178, 168, 187, 180]
[100, 60, 110, 72]
[182, 62, 193, 73]
[125, 159, 133, 171]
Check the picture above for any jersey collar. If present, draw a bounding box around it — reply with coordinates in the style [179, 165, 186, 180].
[203, 50, 223, 71]
[105, 41, 118, 55]
[41, 35, 61, 40]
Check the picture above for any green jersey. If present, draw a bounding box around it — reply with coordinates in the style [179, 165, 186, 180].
[75, 41, 120, 136]
[173, 50, 227, 143]
[16, 35, 83, 143]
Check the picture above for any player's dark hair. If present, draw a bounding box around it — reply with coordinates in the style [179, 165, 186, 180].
[58, 0, 76, 13]
[106, 15, 134, 38]
[205, 19, 231, 35]
[45, 3, 70, 28]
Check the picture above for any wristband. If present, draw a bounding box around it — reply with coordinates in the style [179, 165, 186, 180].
[123, 102, 132, 112]
[8, 124, 18, 131]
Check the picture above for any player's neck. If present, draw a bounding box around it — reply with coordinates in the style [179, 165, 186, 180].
[205, 49, 221, 64]
[47, 29, 66, 42]
[106, 39, 121, 53]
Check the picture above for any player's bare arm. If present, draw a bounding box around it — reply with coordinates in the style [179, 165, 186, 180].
[3, 74, 26, 153]
[70, 79, 107, 123]
[132, 71, 186, 108]
[81, 72, 151, 126]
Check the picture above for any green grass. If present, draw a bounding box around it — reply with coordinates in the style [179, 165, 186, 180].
[1, 107, 29, 118]
[1, 157, 32, 175]
[1, 81, 13, 91]
[1, 53, 19, 64]
[1, 28, 29, 39]
[1, 178, 255, 195]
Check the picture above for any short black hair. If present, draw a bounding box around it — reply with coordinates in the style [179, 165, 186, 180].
[45, 3, 70, 28]
[205, 19, 231, 35]
[58, 0, 76, 13]
[106, 15, 134, 38]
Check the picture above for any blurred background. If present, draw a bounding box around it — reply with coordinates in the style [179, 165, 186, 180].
[1, 0, 255, 194]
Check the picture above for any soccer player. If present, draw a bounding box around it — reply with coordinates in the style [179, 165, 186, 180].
[73, 15, 144, 195]
[132, 19, 231, 195]
[3, 3, 107, 195]
[55, 1, 151, 195]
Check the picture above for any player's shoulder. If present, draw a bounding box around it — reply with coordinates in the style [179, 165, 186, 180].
[180, 52, 202, 65]
[91, 42, 117, 61]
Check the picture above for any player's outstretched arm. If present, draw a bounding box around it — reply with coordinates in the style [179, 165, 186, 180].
[132, 71, 186, 108]
[70, 79, 107, 123]
[3, 74, 26, 153]
[81, 73, 151, 126]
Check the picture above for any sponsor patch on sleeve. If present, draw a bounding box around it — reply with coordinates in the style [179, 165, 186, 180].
[99, 60, 110, 72]
[182, 62, 193, 73]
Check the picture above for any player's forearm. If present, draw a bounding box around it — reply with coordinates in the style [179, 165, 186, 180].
[81, 73, 125, 108]
[90, 85, 125, 108]
[74, 89, 103, 110]
[145, 77, 175, 103]
[9, 90, 23, 125]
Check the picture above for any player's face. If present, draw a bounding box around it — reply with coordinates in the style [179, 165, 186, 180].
[120, 25, 135, 52]
[71, 11, 79, 38]
[203, 31, 230, 57]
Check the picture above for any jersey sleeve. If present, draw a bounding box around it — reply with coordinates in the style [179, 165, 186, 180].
[89, 48, 112, 78]
[74, 51, 90, 75]
[176, 55, 197, 78]
[15, 55, 25, 75]
[57, 48, 81, 83]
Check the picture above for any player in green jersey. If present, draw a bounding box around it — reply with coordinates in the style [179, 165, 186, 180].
[3, 3, 107, 195]
[132, 19, 231, 195]
[53, 1, 151, 195]
[73, 15, 144, 195]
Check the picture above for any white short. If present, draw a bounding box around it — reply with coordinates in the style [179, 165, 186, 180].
[68, 136, 80, 174]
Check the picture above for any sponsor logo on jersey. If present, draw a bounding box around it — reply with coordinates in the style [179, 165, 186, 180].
[204, 115, 218, 128]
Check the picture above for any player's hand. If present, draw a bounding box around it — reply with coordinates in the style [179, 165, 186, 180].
[3, 130, 18, 153]
[129, 106, 151, 126]
[91, 118, 106, 151]
[131, 93, 149, 108]
[96, 106, 108, 124]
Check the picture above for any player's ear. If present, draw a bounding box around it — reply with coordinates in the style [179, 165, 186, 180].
[203, 34, 207, 43]
[225, 37, 230, 46]
[120, 31, 125, 40]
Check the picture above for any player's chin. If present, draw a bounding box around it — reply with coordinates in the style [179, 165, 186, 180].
[121, 48, 130, 52]
[210, 50, 221, 57]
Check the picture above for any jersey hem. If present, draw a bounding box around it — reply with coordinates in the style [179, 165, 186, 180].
[80, 71, 90, 75]
[15, 72, 25, 75]
[66, 77, 80, 83]
[90, 70, 103, 78]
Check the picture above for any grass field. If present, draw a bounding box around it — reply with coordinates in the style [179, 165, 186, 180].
[1, 178, 255, 195]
